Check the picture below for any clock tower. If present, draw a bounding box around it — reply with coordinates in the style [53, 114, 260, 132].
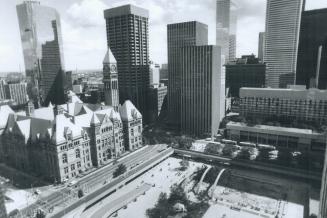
[103, 48, 119, 109]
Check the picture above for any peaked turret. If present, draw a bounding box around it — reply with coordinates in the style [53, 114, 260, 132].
[103, 47, 116, 65]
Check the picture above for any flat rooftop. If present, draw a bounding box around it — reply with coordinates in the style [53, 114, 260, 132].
[240, 87, 327, 100]
[104, 4, 149, 18]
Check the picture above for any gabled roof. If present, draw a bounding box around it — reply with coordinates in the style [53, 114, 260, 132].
[0, 105, 14, 129]
[32, 105, 54, 121]
[103, 47, 116, 64]
[119, 100, 142, 121]
[15, 119, 31, 143]
[54, 114, 83, 144]
[90, 113, 100, 125]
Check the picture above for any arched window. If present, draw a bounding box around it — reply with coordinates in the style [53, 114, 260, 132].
[76, 149, 80, 158]
[62, 153, 67, 163]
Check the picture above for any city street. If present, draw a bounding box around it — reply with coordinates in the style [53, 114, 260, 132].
[15, 144, 169, 217]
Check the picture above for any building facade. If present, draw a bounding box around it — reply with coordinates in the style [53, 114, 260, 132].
[0, 185, 6, 218]
[180, 45, 225, 137]
[16, 1, 66, 106]
[159, 64, 168, 80]
[149, 63, 160, 85]
[258, 32, 265, 61]
[5, 82, 29, 105]
[296, 8, 327, 89]
[0, 80, 6, 100]
[167, 21, 208, 127]
[119, 100, 143, 151]
[264, 0, 304, 88]
[319, 145, 327, 218]
[103, 48, 119, 109]
[226, 122, 326, 152]
[0, 97, 141, 182]
[104, 4, 149, 115]
[148, 83, 167, 122]
[226, 55, 265, 97]
[239, 86, 327, 125]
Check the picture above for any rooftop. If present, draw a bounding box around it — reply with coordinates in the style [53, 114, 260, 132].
[104, 4, 149, 18]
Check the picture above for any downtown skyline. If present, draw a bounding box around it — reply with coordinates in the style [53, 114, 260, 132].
[0, 0, 327, 72]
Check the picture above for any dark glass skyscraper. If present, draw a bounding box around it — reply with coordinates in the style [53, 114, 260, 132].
[16, 1, 66, 106]
[296, 8, 327, 89]
[167, 21, 208, 127]
[104, 5, 149, 115]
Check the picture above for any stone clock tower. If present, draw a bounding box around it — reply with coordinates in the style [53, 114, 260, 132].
[103, 48, 119, 109]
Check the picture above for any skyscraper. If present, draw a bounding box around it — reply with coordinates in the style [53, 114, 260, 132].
[258, 32, 265, 61]
[103, 48, 119, 109]
[104, 5, 149, 115]
[296, 8, 327, 89]
[319, 142, 327, 218]
[216, 0, 237, 63]
[180, 45, 225, 137]
[229, 9, 237, 61]
[216, 0, 231, 63]
[16, 1, 66, 106]
[167, 21, 208, 127]
[264, 0, 304, 88]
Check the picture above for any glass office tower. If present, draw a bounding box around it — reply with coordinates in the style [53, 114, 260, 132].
[17, 1, 65, 106]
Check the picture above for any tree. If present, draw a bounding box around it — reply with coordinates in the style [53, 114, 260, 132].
[113, 164, 127, 178]
[35, 209, 46, 218]
[168, 184, 189, 207]
[146, 193, 170, 218]
[179, 160, 189, 171]
[78, 189, 84, 198]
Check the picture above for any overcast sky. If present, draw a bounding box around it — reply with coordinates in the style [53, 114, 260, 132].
[0, 0, 326, 72]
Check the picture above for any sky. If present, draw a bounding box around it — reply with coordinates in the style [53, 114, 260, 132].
[0, 0, 326, 72]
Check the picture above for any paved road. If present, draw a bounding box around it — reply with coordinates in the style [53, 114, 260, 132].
[16, 145, 167, 217]
[90, 183, 152, 218]
[174, 148, 322, 181]
[51, 148, 173, 218]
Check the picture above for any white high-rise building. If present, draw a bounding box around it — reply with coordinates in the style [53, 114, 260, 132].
[264, 0, 304, 88]
[258, 32, 265, 61]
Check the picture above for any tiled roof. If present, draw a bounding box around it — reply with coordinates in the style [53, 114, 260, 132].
[119, 100, 142, 121]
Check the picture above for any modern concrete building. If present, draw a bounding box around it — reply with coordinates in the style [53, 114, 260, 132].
[119, 100, 143, 151]
[0, 96, 142, 182]
[180, 45, 225, 137]
[226, 121, 326, 152]
[149, 62, 160, 85]
[264, 0, 304, 88]
[167, 21, 208, 127]
[258, 32, 265, 61]
[226, 55, 265, 97]
[5, 82, 29, 105]
[16, 1, 66, 106]
[103, 48, 119, 109]
[159, 64, 168, 80]
[104, 4, 149, 115]
[239, 86, 327, 125]
[296, 8, 327, 89]
[148, 83, 167, 122]
[319, 145, 327, 218]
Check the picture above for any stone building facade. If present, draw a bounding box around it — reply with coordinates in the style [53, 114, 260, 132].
[0, 94, 142, 182]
